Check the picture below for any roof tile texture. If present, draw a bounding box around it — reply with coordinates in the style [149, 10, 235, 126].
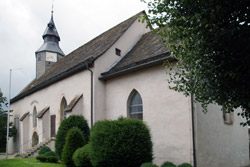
[20, 11, 142, 94]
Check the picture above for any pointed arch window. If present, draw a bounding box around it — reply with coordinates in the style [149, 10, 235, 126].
[128, 90, 143, 120]
[33, 106, 37, 128]
[60, 97, 67, 122]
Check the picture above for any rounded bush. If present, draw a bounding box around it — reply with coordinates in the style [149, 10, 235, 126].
[55, 115, 90, 159]
[141, 162, 159, 167]
[36, 154, 47, 162]
[73, 144, 92, 167]
[178, 163, 192, 167]
[161, 161, 177, 167]
[62, 127, 87, 167]
[44, 151, 57, 157]
[47, 156, 59, 163]
[38, 146, 51, 155]
[90, 117, 153, 167]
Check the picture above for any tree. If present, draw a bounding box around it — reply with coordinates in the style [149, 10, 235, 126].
[62, 127, 86, 167]
[142, 0, 250, 125]
[0, 89, 16, 150]
[55, 115, 90, 159]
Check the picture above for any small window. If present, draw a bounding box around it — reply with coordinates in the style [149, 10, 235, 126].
[223, 110, 234, 125]
[60, 97, 67, 122]
[128, 90, 143, 120]
[33, 106, 37, 128]
[115, 48, 121, 56]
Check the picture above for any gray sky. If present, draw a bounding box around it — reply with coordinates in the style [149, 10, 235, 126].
[0, 0, 148, 101]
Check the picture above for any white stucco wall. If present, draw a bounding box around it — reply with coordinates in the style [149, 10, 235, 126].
[93, 15, 150, 123]
[69, 97, 84, 116]
[22, 115, 30, 153]
[195, 103, 250, 167]
[9, 70, 91, 153]
[42, 110, 50, 141]
[8, 14, 150, 154]
[105, 65, 193, 166]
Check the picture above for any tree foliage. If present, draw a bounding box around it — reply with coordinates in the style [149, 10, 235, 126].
[62, 127, 86, 167]
[55, 115, 90, 159]
[142, 0, 250, 125]
[90, 117, 153, 167]
[73, 144, 92, 167]
[0, 89, 16, 149]
[38, 146, 51, 155]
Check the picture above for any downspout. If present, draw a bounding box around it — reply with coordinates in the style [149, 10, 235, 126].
[191, 94, 197, 167]
[86, 62, 93, 127]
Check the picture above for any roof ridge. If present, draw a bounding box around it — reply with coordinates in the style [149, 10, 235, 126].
[11, 11, 147, 103]
[67, 11, 145, 57]
[40, 10, 144, 75]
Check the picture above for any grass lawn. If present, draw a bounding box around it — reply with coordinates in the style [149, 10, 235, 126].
[0, 158, 66, 167]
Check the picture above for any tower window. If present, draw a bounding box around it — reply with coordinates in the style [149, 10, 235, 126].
[115, 48, 121, 56]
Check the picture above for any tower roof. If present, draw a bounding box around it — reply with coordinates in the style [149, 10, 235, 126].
[36, 12, 64, 56]
[42, 13, 60, 40]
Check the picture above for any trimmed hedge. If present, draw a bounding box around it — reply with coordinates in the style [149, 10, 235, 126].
[161, 161, 177, 167]
[36, 154, 58, 163]
[36, 154, 47, 162]
[44, 151, 57, 157]
[141, 162, 159, 167]
[55, 115, 90, 159]
[178, 163, 192, 167]
[73, 144, 92, 167]
[90, 117, 153, 167]
[62, 127, 87, 167]
[38, 146, 51, 155]
[47, 156, 59, 163]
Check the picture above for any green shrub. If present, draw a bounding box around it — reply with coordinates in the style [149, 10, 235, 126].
[36, 154, 47, 162]
[55, 115, 90, 159]
[47, 156, 59, 163]
[90, 117, 153, 167]
[44, 151, 57, 157]
[73, 144, 92, 167]
[38, 146, 51, 155]
[62, 127, 87, 167]
[141, 162, 159, 167]
[178, 163, 192, 167]
[161, 161, 177, 167]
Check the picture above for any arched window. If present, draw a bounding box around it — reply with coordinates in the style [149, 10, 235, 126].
[32, 131, 39, 146]
[60, 97, 67, 122]
[33, 106, 37, 128]
[128, 90, 143, 120]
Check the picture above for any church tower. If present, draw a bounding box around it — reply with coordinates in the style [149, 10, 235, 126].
[35, 12, 65, 79]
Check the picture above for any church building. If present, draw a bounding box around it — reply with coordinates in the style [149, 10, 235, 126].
[9, 11, 249, 167]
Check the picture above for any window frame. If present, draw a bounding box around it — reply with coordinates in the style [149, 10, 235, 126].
[33, 106, 37, 128]
[127, 90, 143, 120]
[60, 97, 67, 122]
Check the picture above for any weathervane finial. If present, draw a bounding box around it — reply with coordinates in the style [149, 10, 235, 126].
[51, 0, 54, 14]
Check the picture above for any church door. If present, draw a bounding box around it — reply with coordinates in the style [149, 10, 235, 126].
[51, 115, 56, 137]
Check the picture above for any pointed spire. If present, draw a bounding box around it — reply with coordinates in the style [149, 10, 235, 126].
[42, 11, 60, 41]
[36, 11, 64, 56]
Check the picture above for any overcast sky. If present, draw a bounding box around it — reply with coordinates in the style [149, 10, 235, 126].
[0, 0, 148, 102]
